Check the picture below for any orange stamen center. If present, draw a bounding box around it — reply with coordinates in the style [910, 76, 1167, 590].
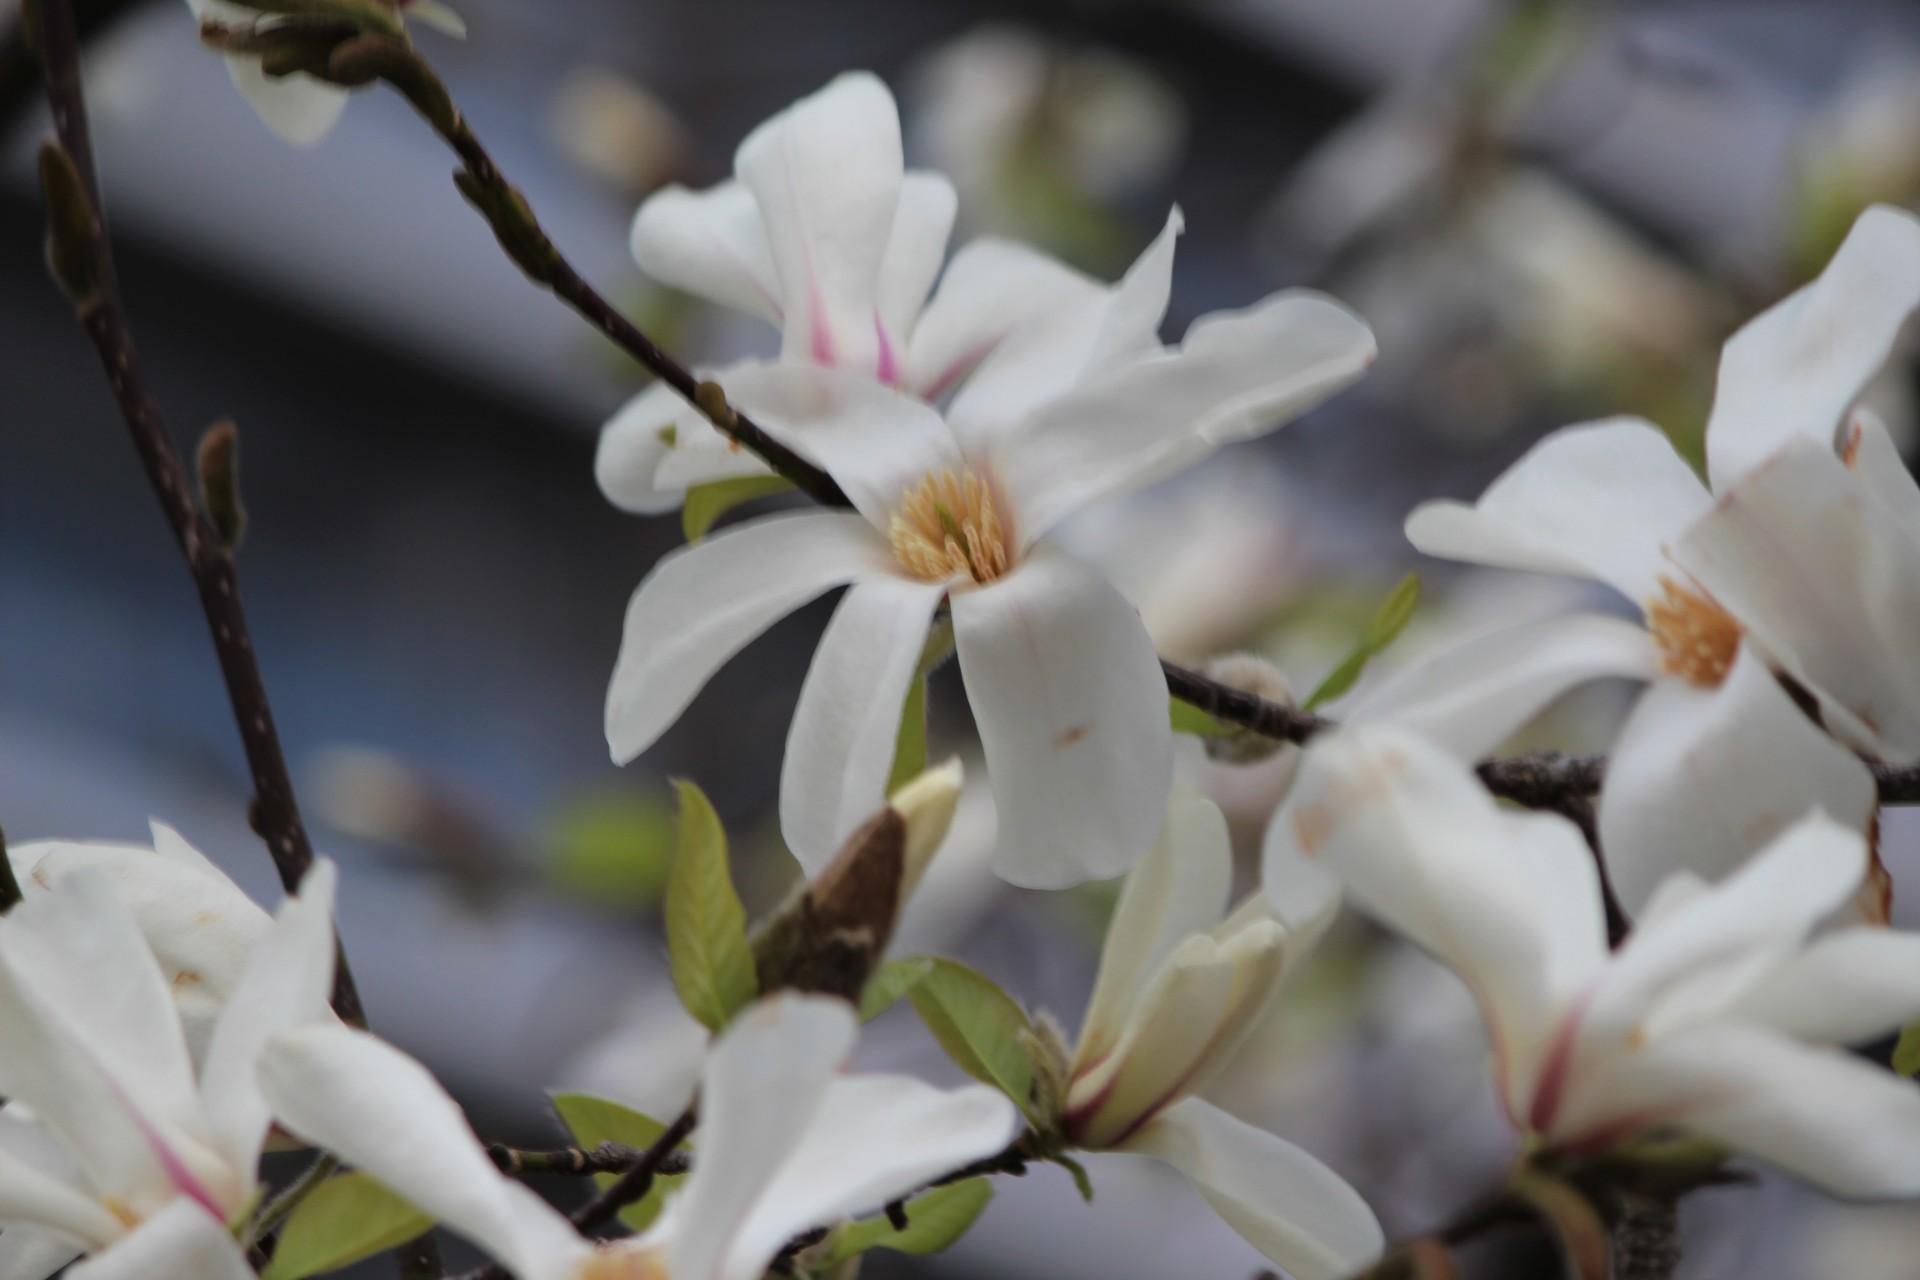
[889, 469, 1011, 585]
[1646, 576, 1740, 688]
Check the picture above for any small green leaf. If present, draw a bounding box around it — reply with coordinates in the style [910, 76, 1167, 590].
[887, 676, 929, 794]
[682, 475, 795, 542]
[1054, 1152, 1095, 1203]
[1305, 573, 1421, 710]
[544, 788, 676, 911]
[1169, 696, 1231, 737]
[1895, 1021, 1920, 1077]
[908, 958, 1038, 1123]
[818, 1179, 994, 1266]
[860, 957, 933, 1021]
[666, 781, 758, 1031]
[261, 1172, 432, 1280]
[551, 1093, 688, 1232]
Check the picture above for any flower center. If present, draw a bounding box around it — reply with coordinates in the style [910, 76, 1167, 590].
[889, 469, 1011, 585]
[1646, 576, 1740, 688]
[578, 1244, 668, 1280]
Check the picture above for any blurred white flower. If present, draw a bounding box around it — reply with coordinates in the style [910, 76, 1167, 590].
[1059, 787, 1381, 1280]
[1280, 725, 1920, 1195]
[260, 992, 1018, 1280]
[0, 859, 337, 1280]
[604, 213, 1374, 886]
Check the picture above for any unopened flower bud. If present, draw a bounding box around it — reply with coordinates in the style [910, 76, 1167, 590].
[1199, 652, 1293, 765]
[890, 756, 963, 898]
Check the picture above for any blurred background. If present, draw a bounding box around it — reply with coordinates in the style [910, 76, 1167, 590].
[3, 0, 1920, 1276]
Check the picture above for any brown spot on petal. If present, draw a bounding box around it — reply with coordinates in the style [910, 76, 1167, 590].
[172, 969, 204, 991]
[1053, 725, 1090, 749]
[194, 910, 221, 927]
[1854, 813, 1894, 926]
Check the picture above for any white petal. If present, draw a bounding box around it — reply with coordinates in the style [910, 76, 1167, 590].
[780, 576, 945, 871]
[951, 547, 1173, 888]
[0, 1139, 120, 1251]
[1674, 437, 1920, 759]
[1842, 407, 1920, 531]
[63, 1201, 251, 1280]
[1599, 646, 1876, 912]
[904, 238, 1100, 400]
[1116, 1098, 1382, 1280]
[946, 210, 1182, 447]
[1404, 417, 1712, 605]
[665, 994, 856, 1280]
[1076, 787, 1231, 1075]
[629, 181, 781, 324]
[714, 1073, 1018, 1280]
[596, 382, 715, 516]
[605, 510, 891, 764]
[736, 72, 904, 374]
[1705, 204, 1920, 491]
[258, 1025, 585, 1280]
[1730, 927, 1920, 1045]
[722, 365, 963, 528]
[0, 1224, 83, 1280]
[1346, 613, 1661, 758]
[876, 172, 957, 362]
[198, 861, 337, 1178]
[996, 290, 1375, 541]
[220, 60, 349, 148]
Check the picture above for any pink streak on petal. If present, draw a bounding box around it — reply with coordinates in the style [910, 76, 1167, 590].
[105, 1075, 228, 1222]
[808, 272, 837, 368]
[875, 315, 900, 385]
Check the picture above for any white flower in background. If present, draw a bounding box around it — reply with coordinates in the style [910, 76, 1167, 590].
[259, 992, 1019, 1280]
[1400, 205, 1920, 910]
[1057, 787, 1380, 1280]
[597, 71, 1103, 514]
[1282, 725, 1920, 1193]
[10, 822, 271, 1067]
[0, 860, 337, 1280]
[604, 204, 1373, 887]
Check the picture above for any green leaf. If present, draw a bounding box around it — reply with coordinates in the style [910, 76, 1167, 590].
[818, 1180, 994, 1266]
[666, 780, 758, 1031]
[1054, 1152, 1095, 1203]
[544, 788, 676, 911]
[261, 1172, 432, 1280]
[550, 1093, 687, 1232]
[1895, 1021, 1920, 1077]
[907, 958, 1037, 1123]
[886, 676, 929, 794]
[683, 475, 795, 542]
[860, 957, 933, 1021]
[1168, 696, 1231, 737]
[1304, 573, 1421, 710]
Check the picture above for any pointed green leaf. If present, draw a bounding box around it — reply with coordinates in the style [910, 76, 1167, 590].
[683, 475, 795, 542]
[667, 781, 758, 1031]
[261, 1172, 432, 1280]
[1895, 1020, 1920, 1077]
[907, 958, 1037, 1123]
[1305, 573, 1421, 710]
[551, 1093, 688, 1232]
[887, 675, 929, 794]
[1169, 696, 1231, 737]
[818, 1179, 994, 1266]
[860, 957, 933, 1021]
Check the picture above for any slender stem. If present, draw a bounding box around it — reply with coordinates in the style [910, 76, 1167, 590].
[487, 1142, 691, 1178]
[245, 1152, 340, 1248]
[570, 1105, 698, 1231]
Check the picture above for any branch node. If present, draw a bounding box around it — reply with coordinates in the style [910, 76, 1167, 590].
[197, 420, 248, 550]
[36, 140, 97, 310]
[694, 380, 739, 430]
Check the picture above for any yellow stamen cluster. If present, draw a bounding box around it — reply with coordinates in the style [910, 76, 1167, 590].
[1647, 576, 1740, 688]
[889, 469, 1011, 584]
[580, 1245, 668, 1280]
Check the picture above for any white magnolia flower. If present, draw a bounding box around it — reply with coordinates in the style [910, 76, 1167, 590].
[597, 71, 1108, 515]
[10, 822, 272, 1067]
[1399, 206, 1920, 909]
[259, 991, 1019, 1280]
[0, 859, 337, 1280]
[1281, 724, 1920, 1194]
[605, 223, 1374, 887]
[184, 0, 465, 147]
[1059, 787, 1381, 1280]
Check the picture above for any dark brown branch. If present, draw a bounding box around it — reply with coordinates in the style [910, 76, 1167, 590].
[487, 1141, 691, 1179]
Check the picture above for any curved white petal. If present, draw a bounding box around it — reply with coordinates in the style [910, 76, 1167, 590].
[996, 291, 1375, 541]
[630, 181, 781, 324]
[951, 547, 1173, 889]
[1116, 1098, 1382, 1280]
[1076, 787, 1232, 1075]
[1346, 613, 1660, 759]
[0, 1140, 120, 1252]
[780, 576, 945, 871]
[947, 210, 1182, 447]
[198, 861, 337, 1178]
[722, 365, 963, 528]
[1599, 647, 1876, 913]
[258, 1025, 587, 1280]
[606, 510, 891, 764]
[904, 238, 1100, 400]
[597, 384, 708, 516]
[1706, 204, 1920, 491]
[1259, 809, 1343, 937]
[1842, 407, 1920, 532]
[1730, 928, 1920, 1045]
[712, 1072, 1018, 1280]
[1404, 417, 1712, 606]
[63, 1201, 252, 1280]
[876, 173, 957, 363]
[663, 994, 856, 1280]
[737, 72, 904, 374]
[0, 1223, 84, 1280]
[219, 61, 349, 148]
[1674, 437, 1920, 760]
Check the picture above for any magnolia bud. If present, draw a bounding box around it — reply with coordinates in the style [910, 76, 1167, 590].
[890, 756, 963, 899]
[1199, 652, 1292, 765]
